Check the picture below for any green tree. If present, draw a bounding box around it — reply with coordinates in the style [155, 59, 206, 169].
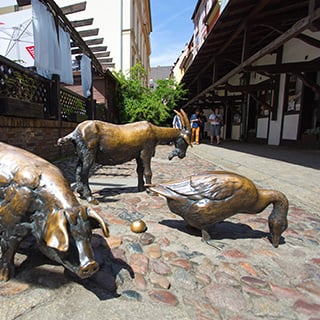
[113, 63, 187, 125]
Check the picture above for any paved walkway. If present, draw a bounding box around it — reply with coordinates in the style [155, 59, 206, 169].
[0, 142, 319, 320]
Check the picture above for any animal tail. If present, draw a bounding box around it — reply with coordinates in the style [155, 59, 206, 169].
[57, 131, 75, 146]
[148, 185, 178, 200]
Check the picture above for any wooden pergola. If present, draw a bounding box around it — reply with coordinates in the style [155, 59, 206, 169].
[181, 0, 320, 112]
[17, 0, 115, 72]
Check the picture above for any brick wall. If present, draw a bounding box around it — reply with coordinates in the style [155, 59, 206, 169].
[0, 116, 77, 161]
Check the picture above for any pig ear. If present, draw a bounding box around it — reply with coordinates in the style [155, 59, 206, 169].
[44, 210, 69, 252]
[87, 208, 110, 238]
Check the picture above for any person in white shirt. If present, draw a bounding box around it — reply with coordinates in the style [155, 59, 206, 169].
[209, 107, 223, 144]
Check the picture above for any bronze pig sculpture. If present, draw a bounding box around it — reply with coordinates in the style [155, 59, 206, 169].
[148, 171, 288, 248]
[57, 109, 191, 203]
[0, 142, 109, 281]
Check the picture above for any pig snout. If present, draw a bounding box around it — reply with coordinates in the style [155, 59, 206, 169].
[77, 260, 99, 279]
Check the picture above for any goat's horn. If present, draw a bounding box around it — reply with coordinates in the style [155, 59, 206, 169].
[174, 109, 185, 128]
[180, 109, 191, 130]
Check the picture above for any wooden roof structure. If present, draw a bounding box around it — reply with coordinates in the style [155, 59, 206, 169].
[181, 0, 320, 108]
[17, 0, 115, 72]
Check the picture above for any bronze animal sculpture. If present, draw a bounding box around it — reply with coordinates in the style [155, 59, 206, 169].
[148, 171, 288, 248]
[0, 142, 109, 282]
[57, 109, 191, 203]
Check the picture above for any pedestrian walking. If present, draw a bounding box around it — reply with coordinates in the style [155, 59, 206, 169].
[209, 107, 223, 144]
[172, 112, 182, 129]
[190, 109, 201, 144]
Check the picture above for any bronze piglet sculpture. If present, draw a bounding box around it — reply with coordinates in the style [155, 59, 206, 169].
[0, 142, 109, 281]
[149, 171, 288, 248]
[57, 109, 192, 204]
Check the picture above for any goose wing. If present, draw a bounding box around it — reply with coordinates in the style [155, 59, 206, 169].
[150, 172, 243, 201]
[189, 172, 241, 201]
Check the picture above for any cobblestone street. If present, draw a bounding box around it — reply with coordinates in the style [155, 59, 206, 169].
[0, 144, 319, 320]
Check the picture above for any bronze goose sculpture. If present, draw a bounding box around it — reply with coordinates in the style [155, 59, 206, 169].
[148, 171, 289, 248]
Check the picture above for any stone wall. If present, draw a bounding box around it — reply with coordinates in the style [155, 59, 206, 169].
[0, 116, 77, 161]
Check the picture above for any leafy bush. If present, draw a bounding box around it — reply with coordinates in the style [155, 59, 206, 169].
[113, 63, 187, 125]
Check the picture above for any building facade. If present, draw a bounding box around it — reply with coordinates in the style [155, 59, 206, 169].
[180, 0, 320, 149]
[55, 0, 152, 78]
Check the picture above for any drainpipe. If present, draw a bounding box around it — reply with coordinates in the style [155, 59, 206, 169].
[120, 0, 123, 71]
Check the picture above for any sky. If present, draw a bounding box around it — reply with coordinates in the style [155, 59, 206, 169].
[150, 0, 196, 67]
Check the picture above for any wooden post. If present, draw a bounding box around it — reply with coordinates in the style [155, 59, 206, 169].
[50, 74, 61, 121]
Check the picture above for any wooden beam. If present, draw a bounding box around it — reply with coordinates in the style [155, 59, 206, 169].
[98, 58, 113, 63]
[71, 38, 104, 48]
[61, 2, 86, 15]
[90, 46, 107, 52]
[94, 51, 110, 58]
[78, 29, 99, 38]
[72, 46, 107, 54]
[225, 81, 274, 92]
[296, 33, 320, 48]
[184, 7, 320, 107]
[42, 0, 103, 74]
[249, 92, 273, 111]
[101, 63, 116, 69]
[71, 18, 94, 28]
[245, 57, 320, 74]
[184, 0, 273, 91]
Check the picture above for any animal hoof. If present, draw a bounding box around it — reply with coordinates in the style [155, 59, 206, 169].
[87, 197, 99, 205]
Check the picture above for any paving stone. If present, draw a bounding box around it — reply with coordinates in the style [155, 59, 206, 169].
[0, 281, 29, 296]
[172, 268, 198, 290]
[152, 260, 172, 275]
[223, 248, 248, 259]
[195, 273, 212, 287]
[149, 272, 170, 289]
[242, 284, 276, 299]
[156, 237, 170, 247]
[297, 280, 320, 298]
[145, 244, 161, 259]
[251, 296, 290, 318]
[139, 232, 155, 245]
[240, 276, 268, 288]
[126, 242, 143, 254]
[162, 251, 178, 261]
[121, 290, 142, 301]
[118, 210, 144, 222]
[133, 273, 148, 291]
[183, 295, 221, 320]
[214, 271, 239, 287]
[204, 283, 247, 312]
[170, 258, 192, 270]
[238, 262, 259, 276]
[196, 257, 216, 274]
[269, 283, 304, 300]
[106, 235, 122, 248]
[148, 289, 179, 306]
[292, 299, 320, 315]
[129, 253, 149, 275]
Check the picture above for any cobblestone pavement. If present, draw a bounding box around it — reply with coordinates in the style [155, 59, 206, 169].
[0, 144, 319, 320]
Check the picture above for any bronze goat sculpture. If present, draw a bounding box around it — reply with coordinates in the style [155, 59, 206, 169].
[57, 109, 191, 203]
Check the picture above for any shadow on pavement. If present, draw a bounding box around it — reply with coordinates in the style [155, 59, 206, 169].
[160, 219, 269, 241]
[14, 235, 133, 301]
